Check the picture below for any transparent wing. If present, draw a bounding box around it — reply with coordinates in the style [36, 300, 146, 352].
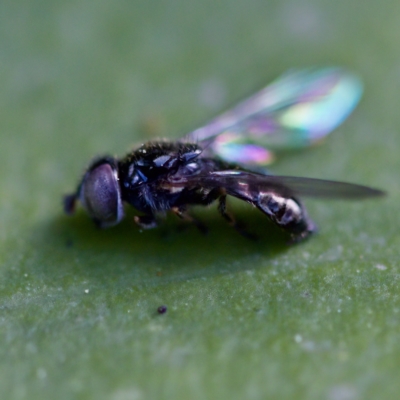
[185, 68, 363, 166]
[170, 170, 384, 200]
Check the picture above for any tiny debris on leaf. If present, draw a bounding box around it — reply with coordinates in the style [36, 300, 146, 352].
[157, 305, 167, 314]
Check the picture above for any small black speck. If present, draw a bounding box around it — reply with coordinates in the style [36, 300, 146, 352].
[65, 239, 74, 248]
[157, 305, 167, 314]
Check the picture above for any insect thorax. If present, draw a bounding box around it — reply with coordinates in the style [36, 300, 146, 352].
[117, 141, 204, 211]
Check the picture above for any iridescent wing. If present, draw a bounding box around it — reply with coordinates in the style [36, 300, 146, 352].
[185, 68, 363, 166]
[169, 170, 384, 200]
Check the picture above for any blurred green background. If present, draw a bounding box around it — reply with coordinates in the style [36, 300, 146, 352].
[1, 0, 400, 399]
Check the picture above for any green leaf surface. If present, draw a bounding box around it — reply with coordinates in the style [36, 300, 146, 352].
[1, 1, 400, 399]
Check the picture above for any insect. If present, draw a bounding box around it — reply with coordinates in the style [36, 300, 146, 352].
[64, 68, 384, 242]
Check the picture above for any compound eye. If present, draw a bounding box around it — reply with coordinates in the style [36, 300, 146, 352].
[79, 162, 124, 227]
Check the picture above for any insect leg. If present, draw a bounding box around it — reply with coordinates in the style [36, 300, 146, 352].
[134, 214, 158, 229]
[218, 195, 257, 240]
[171, 207, 208, 234]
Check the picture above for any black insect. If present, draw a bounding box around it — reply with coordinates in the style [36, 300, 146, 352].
[64, 68, 384, 242]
